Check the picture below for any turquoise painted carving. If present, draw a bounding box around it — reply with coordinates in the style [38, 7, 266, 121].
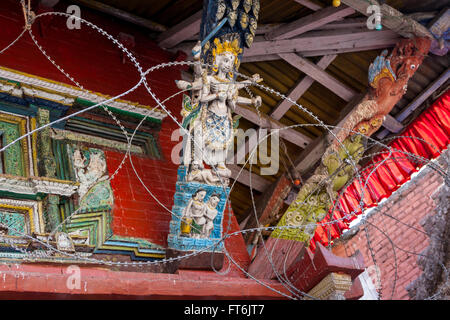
[167, 166, 228, 252]
[68, 145, 113, 210]
[66, 145, 114, 242]
[0, 211, 27, 236]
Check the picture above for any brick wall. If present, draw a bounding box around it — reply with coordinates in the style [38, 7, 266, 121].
[0, 0, 182, 109]
[332, 152, 448, 300]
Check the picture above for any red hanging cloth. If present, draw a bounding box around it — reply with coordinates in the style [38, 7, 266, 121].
[309, 89, 450, 250]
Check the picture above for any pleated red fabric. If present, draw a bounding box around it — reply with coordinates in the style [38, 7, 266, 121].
[310, 89, 450, 250]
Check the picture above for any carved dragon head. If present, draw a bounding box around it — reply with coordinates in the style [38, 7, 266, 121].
[389, 37, 431, 81]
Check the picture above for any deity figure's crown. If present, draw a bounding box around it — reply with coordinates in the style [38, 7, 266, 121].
[212, 38, 242, 61]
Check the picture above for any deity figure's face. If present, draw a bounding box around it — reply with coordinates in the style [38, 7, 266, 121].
[209, 196, 220, 208]
[215, 52, 236, 75]
[73, 149, 85, 168]
[88, 152, 106, 175]
[195, 190, 207, 201]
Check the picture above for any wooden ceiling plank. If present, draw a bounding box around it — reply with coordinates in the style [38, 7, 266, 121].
[158, 10, 202, 49]
[266, 6, 356, 40]
[279, 53, 357, 101]
[270, 54, 337, 120]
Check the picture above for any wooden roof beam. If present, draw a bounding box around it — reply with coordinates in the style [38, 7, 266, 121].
[241, 43, 398, 63]
[176, 29, 400, 61]
[243, 29, 400, 58]
[279, 53, 357, 102]
[266, 5, 356, 40]
[293, 0, 322, 11]
[228, 164, 271, 192]
[158, 10, 203, 49]
[340, 0, 434, 39]
[234, 104, 313, 148]
[270, 54, 337, 120]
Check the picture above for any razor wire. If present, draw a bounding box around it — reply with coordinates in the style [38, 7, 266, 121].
[0, 4, 447, 300]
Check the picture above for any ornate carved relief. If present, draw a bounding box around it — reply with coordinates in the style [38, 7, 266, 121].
[273, 37, 431, 242]
[68, 145, 113, 211]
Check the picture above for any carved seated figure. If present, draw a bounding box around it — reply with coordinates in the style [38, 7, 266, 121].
[203, 194, 220, 238]
[181, 189, 207, 238]
[187, 162, 221, 185]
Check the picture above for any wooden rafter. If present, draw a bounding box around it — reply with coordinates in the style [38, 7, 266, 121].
[241, 43, 399, 63]
[234, 104, 313, 148]
[244, 29, 400, 58]
[279, 53, 357, 102]
[293, 0, 322, 11]
[229, 164, 271, 192]
[176, 29, 400, 62]
[266, 6, 356, 40]
[341, 0, 434, 39]
[270, 54, 337, 120]
[158, 10, 202, 49]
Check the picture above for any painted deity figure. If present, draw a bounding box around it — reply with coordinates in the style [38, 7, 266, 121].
[177, 38, 262, 185]
[203, 194, 220, 238]
[72, 148, 108, 199]
[181, 189, 207, 238]
[181, 190, 221, 239]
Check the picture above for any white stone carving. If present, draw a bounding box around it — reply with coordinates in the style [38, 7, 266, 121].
[0, 66, 166, 120]
[71, 147, 108, 199]
[177, 40, 262, 185]
[0, 175, 78, 197]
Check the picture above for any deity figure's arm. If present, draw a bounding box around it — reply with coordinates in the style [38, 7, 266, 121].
[234, 73, 263, 89]
[192, 41, 203, 77]
[235, 95, 262, 107]
[183, 199, 193, 218]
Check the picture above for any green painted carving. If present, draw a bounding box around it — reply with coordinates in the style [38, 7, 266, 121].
[64, 145, 114, 244]
[272, 134, 365, 242]
[36, 108, 57, 178]
[79, 180, 114, 213]
[44, 194, 61, 233]
[0, 122, 25, 176]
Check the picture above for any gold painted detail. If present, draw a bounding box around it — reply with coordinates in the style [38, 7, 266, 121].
[306, 272, 353, 300]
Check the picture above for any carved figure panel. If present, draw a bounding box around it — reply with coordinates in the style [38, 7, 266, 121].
[69, 145, 113, 211]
